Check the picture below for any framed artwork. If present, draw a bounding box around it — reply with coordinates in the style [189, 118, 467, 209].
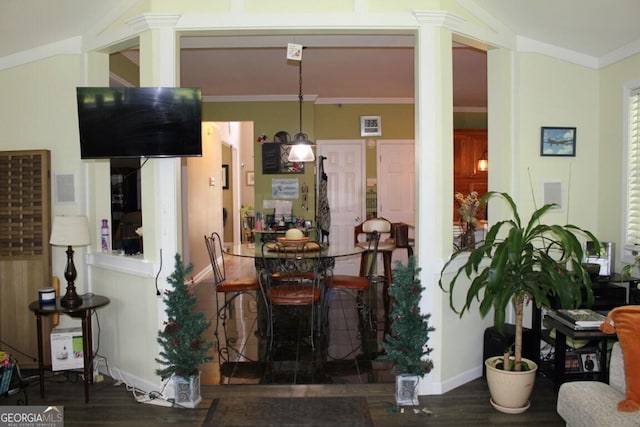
[580, 352, 599, 372]
[541, 126, 576, 157]
[360, 115, 382, 137]
[565, 353, 581, 373]
[246, 171, 254, 186]
[222, 164, 229, 189]
[262, 143, 305, 174]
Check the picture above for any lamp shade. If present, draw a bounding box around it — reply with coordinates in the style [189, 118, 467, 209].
[288, 133, 315, 162]
[50, 215, 91, 247]
[477, 151, 488, 172]
[288, 143, 315, 163]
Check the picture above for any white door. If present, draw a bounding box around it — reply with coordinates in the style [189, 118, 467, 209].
[377, 140, 415, 264]
[316, 140, 365, 275]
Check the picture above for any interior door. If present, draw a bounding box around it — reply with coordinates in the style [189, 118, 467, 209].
[377, 140, 415, 264]
[316, 140, 365, 275]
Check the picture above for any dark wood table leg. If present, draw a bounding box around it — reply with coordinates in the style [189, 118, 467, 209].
[554, 330, 567, 391]
[81, 311, 91, 403]
[598, 338, 608, 383]
[35, 312, 45, 399]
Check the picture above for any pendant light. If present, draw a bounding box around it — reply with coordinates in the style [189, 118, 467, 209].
[288, 48, 315, 163]
[477, 150, 488, 172]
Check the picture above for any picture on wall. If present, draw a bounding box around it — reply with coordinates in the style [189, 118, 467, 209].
[540, 126, 576, 157]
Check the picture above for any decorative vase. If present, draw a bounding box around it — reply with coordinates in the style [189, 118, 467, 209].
[485, 357, 538, 414]
[167, 372, 201, 408]
[460, 222, 476, 249]
[395, 374, 420, 406]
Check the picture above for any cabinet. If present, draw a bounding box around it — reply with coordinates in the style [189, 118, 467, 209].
[453, 130, 487, 221]
[0, 150, 52, 368]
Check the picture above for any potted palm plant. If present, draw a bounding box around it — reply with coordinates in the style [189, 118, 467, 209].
[156, 254, 212, 408]
[381, 256, 435, 406]
[439, 191, 599, 414]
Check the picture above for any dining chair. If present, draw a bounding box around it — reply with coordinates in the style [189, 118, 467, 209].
[354, 217, 395, 337]
[325, 230, 381, 363]
[259, 240, 324, 353]
[204, 232, 265, 382]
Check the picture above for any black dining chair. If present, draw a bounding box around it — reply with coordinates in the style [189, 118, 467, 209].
[204, 232, 266, 382]
[259, 240, 324, 353]
[325, 230, 381, 365]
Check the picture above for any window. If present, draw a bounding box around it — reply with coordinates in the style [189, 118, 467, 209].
[624, 86, 640, 261]
[110, 159, 143, 254]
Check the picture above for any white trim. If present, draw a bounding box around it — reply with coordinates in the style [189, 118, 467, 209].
[87, 252, 159, 278]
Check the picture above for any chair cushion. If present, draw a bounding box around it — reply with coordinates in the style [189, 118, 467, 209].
[329, 275, 369, 291]
[217, 277, 260, 293]
[362, 219, 391, 233]
[267, 286, 321, 305]
[600, 305, 640, 412]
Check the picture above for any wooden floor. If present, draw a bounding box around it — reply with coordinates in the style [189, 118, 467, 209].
[0, 253, 565, 425]
[2, 370, 564, 426]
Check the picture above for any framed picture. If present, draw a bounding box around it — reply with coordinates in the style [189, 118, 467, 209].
[541, 126, 576, 157]
[565, 353, 581, 373]
[580, 352, 599, 372]
[261, 143, 305, 174]
[222, 164, 229, 190]
[360, 115, 382, 137]
[246, 171, 254, 186]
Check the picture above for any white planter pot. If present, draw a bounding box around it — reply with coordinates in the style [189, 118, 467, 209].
[167, 372, 202, 408]
[485, 356, 537, 414]
[395, 374, 420, 406]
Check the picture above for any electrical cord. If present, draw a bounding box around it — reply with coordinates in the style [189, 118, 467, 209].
[155, 248, 163, 296]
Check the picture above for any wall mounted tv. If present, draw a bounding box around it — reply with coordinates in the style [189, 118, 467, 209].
[76, 87, 202, 159]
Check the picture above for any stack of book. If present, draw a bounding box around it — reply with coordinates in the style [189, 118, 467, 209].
[547, 309, 607, 330]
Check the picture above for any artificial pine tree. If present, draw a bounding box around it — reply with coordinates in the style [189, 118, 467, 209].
[156, 253, 212, 380]
[381, 256, 435, 376]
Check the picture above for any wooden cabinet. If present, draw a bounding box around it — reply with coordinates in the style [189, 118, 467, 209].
[0, 150, 52, 368]
[454, 129, 487, 221]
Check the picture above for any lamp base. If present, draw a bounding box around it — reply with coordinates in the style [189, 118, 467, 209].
[60, 287, 82, 308]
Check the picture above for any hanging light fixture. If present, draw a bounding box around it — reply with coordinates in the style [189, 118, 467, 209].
[288, 44, 315, 163]
[477, 150, 488, 172]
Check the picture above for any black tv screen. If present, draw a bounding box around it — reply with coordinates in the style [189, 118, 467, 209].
[76, 87, 202, 159]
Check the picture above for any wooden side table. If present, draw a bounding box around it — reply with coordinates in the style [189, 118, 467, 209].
[29, 295, 110, 403]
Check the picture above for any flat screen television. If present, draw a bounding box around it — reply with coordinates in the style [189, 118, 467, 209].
[76, 87, 202, 159]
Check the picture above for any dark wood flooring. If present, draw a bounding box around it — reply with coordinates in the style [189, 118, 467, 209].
[1, 369, 564, 426]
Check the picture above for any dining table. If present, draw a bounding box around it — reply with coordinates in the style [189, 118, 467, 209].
[223, 241, 370, 357]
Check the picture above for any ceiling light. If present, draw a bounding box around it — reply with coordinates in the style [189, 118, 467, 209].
[288, 44, 315, 163]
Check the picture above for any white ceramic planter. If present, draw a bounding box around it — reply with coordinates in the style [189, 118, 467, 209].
[485, 357, 538, 414]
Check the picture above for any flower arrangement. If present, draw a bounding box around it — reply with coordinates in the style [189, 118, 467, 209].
[455, 191, 480, 225]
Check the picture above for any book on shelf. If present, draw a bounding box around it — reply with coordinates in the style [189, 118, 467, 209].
[552, 309, 606, 328]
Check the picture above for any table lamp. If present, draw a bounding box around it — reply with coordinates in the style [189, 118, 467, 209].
[50, 215, 90, 308]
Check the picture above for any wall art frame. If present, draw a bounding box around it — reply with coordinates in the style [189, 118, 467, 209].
[540, 126, 576, 157]
[222, 164, 229, 189]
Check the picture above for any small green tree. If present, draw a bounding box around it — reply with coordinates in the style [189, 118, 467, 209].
[381, 256, 435, 376]
[156, 254, 212, 380]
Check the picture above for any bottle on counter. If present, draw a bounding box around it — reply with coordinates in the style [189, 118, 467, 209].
[101, 219, 110, 252]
